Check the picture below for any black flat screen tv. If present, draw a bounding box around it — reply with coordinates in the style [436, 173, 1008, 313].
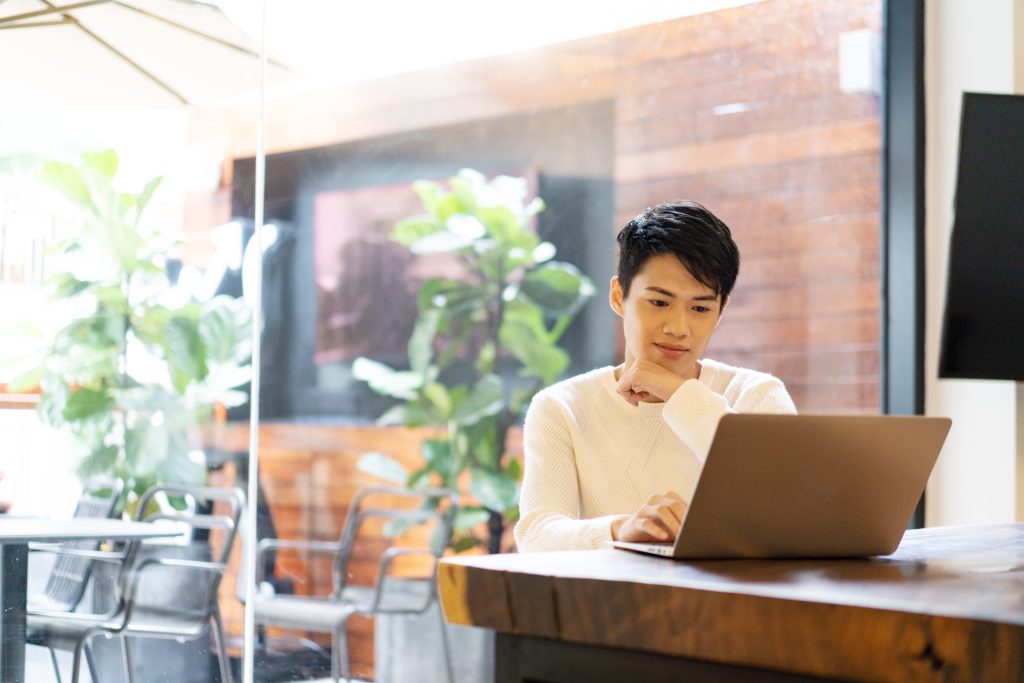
[938, 92, 1024, 380]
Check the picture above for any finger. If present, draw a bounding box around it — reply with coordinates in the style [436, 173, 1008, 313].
[653, 503, 682, 535]
[660, 491, 687, 520]
[668, 499, 686, 522]
[643, 517, 670, 541]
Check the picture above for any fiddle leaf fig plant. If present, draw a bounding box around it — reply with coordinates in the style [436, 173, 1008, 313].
[7, 150, 252, 500]
[353, 169, 594, 553]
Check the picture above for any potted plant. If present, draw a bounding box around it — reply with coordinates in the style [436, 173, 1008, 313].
[6, 149, 252, 506]
[353, 168, 594, 554]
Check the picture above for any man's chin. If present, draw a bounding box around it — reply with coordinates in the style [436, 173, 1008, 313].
[644, 355, 695, 378]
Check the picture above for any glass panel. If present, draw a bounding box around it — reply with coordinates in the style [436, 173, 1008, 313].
[0, 1, 263, 679]
[229, 0, 882, 680]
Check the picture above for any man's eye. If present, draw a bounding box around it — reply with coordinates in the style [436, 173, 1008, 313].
[693, 306, 711, 313]
[648, 299, 669, 308]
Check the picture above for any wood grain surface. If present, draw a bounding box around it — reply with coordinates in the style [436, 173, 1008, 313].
[439, 524, 1024, 681]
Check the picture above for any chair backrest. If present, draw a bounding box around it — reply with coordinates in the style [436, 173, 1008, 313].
[36, 477, 125, 612]
[333, 485, 456, 595]
[120, 484, 246, 633]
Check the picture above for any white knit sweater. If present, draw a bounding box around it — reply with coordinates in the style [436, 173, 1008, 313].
[514, 358, 797, 552]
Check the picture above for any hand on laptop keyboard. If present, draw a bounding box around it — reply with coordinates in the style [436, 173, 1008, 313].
[611, 491, 686, 543]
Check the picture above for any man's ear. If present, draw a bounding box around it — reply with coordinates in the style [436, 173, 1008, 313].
[609, 276, 624, 318]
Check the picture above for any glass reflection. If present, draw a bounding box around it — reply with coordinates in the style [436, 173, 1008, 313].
[221, 1, 888, 681]
[0, 0, 263, 680]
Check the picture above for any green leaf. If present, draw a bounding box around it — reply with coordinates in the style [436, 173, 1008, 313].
[475, 205, 520, 245]
[156, 451, 206, 486]
[532, 241, 557, 264]
[37, 380, 69, 427]
[165, 316, 208, 392]
[134, 176, 163, 224]
[95, 285, 127, 311]
[118, 192, 136, 220]
[7, 362, 44, 392]
[134, 305, 175, 346]
[423, 382, 452, 419]
[39, 161, 97, 214]
[51, 273, 92, 299]
[475, 340, 496, 374]
[82, 149, 119, 178]
[391, 216, 442, 247]
[454, 507, 491, 532]
[409, 230, 472, 255]
[408, 308, 441, 375]
[377, 403, 434, 427]
[76, 444, 119, 479]
[519, 261, 595, 317]
[421, 439, 450, 480]
[468, 420, 499, 468]
[469, 467, 519, 513]
[434, 193, 466, 222]
[384, 517, 416, 538]
[63, 388, 114, 422]
[92, 217, 143, 273]
[407, 466, 431, 489]
[125, 420, 171, 475]
[200, 296, 252, 364]
[449, 171, 484, 213]
[499, 305, 569, 384]
[504, 504, 520, 523]
[412, 180, 444, 215]
[505, 458, 522, 482]
[453, 374, 504, 426]
[357, 451, 408, 484]
[352, 357, 421, 400]
[451, 536, 483, 553]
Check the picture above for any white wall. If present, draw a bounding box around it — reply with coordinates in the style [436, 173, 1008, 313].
[924, 0, 1024, 526]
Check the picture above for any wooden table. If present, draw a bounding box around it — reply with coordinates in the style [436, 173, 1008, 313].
[0, 517, 183, 683]
[438, 524, 1024, 682]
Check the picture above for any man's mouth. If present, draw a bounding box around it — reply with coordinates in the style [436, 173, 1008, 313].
[655, 343, 689, 357]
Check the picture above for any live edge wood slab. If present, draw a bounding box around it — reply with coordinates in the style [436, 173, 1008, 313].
[438, 524, 1024, 682]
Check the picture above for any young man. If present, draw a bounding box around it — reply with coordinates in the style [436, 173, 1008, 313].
[514, 201, 796, 553]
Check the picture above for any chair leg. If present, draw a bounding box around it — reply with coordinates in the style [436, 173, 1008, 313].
[330, 629, 341, 683]
[71, 634, 91, 683]
[121, 634, 136, 683]
[83, 643, 99, 683]
[333, 614, 353, 683]
[436, 605, 454, 683]
[211, 609, 232, 683]
[48, 647, 63, 683]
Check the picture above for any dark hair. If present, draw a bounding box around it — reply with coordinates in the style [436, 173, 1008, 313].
[616, 200, 739, 303]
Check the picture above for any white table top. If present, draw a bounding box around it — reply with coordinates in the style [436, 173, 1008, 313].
[0, 517, 183, 543]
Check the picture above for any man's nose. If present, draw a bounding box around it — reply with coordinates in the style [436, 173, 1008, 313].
[662, 310, 690, 337]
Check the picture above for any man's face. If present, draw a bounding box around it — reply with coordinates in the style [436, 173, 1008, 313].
[609, 253, 726, 381]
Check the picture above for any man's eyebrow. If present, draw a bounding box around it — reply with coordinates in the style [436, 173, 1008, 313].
[644, 287, 719, 302]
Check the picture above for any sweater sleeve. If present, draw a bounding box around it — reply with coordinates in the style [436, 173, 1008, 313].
[514, 392, 627, 552]
[662, 374, 797, 466]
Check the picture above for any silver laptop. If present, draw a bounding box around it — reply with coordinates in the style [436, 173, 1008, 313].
[612, 413, 952, 559]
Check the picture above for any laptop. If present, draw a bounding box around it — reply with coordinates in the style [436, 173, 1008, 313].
[612, 413, 952, 559]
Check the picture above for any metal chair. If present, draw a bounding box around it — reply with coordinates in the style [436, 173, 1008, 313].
[252, 485, 457, 683]
[28, 477, 125, 615]
[26, 484, 245, 683]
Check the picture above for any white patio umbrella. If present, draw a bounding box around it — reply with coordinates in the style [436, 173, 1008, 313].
[0, 0, 294, 109]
